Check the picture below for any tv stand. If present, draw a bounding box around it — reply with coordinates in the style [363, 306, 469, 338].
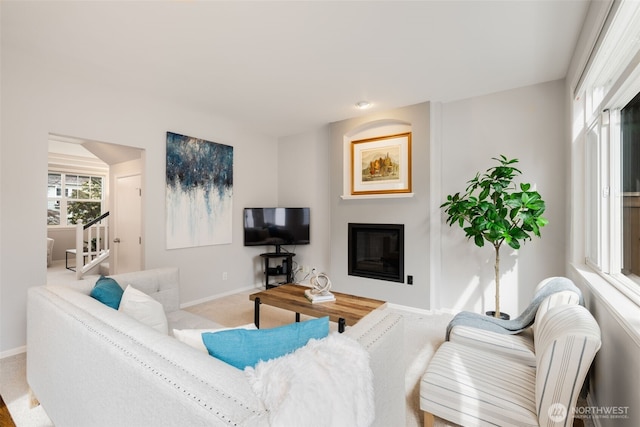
[260, 252, 295, 289]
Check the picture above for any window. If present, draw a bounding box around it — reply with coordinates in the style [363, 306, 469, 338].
[583, 92, 640, 299]
[577, 1, 640, 301]
[48, 172, 104, 226]
[621, 94, 640, 280]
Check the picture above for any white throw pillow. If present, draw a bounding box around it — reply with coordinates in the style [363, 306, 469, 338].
[119, 285, 169, 335]
[173, 323, 257, 353]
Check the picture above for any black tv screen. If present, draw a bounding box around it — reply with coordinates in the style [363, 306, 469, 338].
[244, 208, 310, 251]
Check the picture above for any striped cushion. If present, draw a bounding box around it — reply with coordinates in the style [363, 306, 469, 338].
[420, 341, 538, 427]
[534, 305, 601, 426]
[448, 326, 536, 366]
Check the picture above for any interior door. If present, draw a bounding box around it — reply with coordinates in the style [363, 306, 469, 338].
[114, 174, 142, 274]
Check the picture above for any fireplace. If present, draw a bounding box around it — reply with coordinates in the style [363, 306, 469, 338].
[348, 223, 404, 283]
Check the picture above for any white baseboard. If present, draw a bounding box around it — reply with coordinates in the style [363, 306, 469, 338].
[1, 345, 26, 360]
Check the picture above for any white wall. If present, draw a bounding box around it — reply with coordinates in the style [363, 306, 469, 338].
[46, 229, 74, 261]
[439, 79, 567, 316]
[1, 34, 279, 354]
[277, 127, 332, 282]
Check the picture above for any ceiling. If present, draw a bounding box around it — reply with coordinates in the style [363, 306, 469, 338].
[49, 134, 143, 165]
[4, 1, 591, 138]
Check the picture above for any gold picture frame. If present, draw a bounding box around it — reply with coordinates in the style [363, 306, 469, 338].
[351, 132, 412, 196]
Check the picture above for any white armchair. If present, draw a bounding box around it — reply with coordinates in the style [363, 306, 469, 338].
[420, 304, 601, 426]
[47, 238, 54, 267]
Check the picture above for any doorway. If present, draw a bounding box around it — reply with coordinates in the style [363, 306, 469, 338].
[47, 134, 145, 278]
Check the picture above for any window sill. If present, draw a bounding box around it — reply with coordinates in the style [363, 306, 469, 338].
[571, 263, 640, 347]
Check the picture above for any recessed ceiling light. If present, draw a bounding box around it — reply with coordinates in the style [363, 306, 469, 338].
[355, 101, 372, 109]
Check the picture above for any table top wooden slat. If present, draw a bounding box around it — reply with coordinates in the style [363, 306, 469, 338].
[249, 283, 386, 326]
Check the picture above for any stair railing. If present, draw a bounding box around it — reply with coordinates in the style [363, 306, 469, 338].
[75, 212, 110, 279]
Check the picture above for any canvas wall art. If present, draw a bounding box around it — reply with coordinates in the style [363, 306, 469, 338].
[166, 132, 233, 249]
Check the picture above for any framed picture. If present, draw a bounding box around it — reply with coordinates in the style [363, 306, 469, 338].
[351, 132, 412, 196]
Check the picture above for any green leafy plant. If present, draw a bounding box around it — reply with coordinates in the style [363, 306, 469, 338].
[441, 155, 548, 318]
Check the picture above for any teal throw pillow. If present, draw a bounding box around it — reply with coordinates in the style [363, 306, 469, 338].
[202, 316, 329, 369]
[90, 276, 124, 309]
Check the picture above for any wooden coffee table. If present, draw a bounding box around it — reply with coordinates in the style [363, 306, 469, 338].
[249, 283, 386, 333]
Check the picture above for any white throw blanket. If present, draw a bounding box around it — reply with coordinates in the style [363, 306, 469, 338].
[245, 333, 374, 427]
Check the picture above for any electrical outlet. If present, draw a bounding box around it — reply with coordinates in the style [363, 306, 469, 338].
[222, 272, 228, 281]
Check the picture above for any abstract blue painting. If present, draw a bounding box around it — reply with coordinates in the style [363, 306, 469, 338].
[166, 132, 233, 249]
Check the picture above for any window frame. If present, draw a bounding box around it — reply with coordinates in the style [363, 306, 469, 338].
[576, 0, 640, 307]
[581, 81, 640, 307]
[47, 169, 106, 228]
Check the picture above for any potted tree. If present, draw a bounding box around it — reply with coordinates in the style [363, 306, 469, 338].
[441, 155, 548, 319]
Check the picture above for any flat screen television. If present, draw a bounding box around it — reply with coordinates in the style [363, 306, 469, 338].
[243, 207, 310, 253]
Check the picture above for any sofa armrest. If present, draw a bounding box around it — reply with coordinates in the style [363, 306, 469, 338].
[345, 308, 405, 427]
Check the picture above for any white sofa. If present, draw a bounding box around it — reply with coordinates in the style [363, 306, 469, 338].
[420, 283, 601, 427]
[28, 268, 405, 426]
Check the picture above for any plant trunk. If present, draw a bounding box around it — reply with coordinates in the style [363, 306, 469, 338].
[494, 245, 500, 318]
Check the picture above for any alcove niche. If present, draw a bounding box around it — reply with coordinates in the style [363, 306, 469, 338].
[341, 118, 414, 199]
